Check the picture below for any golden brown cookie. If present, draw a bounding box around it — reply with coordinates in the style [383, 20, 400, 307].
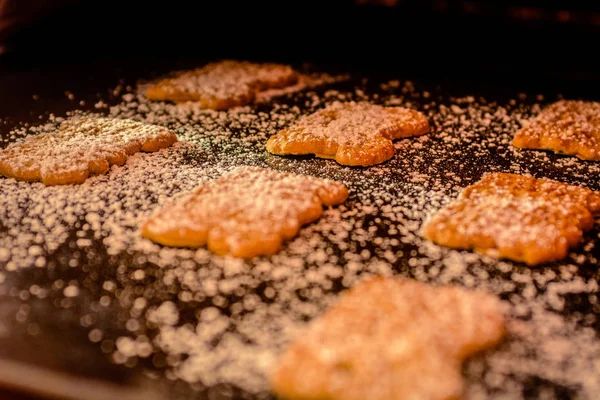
[266, 101, 429, 166]
[0, 118, 177, 186]
[141, 166, 348, 258]
[271, 277, 505, 400]
[145, 60, 298, 109]
[513, 100, 600, 160]
[422, 173, 600, 265]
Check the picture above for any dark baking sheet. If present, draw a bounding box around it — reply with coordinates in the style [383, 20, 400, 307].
[1, 58, 600, 400]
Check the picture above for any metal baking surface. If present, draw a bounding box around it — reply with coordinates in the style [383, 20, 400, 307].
[1, 60, 600, 400]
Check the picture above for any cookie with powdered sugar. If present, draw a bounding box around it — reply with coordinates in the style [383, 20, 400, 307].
[146, 60, 298, 110]
[272, 277, 505, 400]
[0, 117, 177, 185]
[266, 101, 429, 166]
[141, 166, 348, 258]
[513, 100, 600, 161]
[422, 172, 600, 265]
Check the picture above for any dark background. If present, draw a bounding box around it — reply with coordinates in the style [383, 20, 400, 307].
[0, 0, 599, 94]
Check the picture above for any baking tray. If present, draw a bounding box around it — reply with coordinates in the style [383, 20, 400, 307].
[1, 59, 600, 400]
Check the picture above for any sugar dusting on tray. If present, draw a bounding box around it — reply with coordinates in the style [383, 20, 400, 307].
[1, 73, 600, 398]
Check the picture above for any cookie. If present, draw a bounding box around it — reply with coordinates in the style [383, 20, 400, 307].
[266, 101, 429, 166]
[513, 100, 600, 160]
[0, 117, 177, 186]
[141, 166, 348, 258]
[271, 277, 505, 400]
[422, 172, 600, 265]
[145, 60, 298, 109]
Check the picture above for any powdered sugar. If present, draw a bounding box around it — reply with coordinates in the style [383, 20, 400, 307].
[142, 166, 347, 257]
[422, 172, 600, 265]
[514, 100, 600, 160]
[0, 71, 600, 398]
[0, 117, 177, 185]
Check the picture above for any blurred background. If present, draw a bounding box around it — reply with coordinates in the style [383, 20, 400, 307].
[0, 0, 598, 91]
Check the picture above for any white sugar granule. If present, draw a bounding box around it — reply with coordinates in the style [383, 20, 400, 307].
[1, 76, 600, 398]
